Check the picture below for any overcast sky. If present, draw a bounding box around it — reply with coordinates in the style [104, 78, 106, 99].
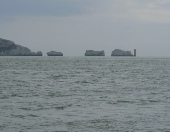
[0, 0, 170, 56]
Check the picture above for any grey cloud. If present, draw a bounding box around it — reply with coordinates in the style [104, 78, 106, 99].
[0, 0, 97, 17]
[1, 0, 170, 56]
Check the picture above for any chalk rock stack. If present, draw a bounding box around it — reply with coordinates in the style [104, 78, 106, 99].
[47, 51, 63, 56]
[0, 38, 42, 56]
[85, 50, 105, 56]
[111, 49, 133, 56]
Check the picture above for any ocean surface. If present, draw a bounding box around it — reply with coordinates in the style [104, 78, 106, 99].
[0, 56, 170, 132]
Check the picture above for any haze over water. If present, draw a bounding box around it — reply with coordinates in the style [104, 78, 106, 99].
[0, 56, 170, 131]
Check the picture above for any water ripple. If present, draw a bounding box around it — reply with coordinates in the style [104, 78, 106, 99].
[0, 57, 170, 131]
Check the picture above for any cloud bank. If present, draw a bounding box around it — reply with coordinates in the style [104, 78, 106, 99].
[1, 0, 170, 23]
[0, 0, 170, 56]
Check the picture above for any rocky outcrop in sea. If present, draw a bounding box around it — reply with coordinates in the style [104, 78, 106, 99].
[47, 51, 63, 56]
[111, 49, 133, 56]
[0, 38, 42, 56]
[85, 50, 105, 56]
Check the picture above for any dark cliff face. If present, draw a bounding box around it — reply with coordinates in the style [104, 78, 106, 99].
[0, 38, 42, 56]
[0, 38, 17, 52]
[47, 51, 63, 56]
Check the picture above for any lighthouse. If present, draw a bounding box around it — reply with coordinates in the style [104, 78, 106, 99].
[134, 49, 136, 57]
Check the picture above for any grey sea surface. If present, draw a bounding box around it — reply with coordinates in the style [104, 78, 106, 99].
[0, 56, 170, 132]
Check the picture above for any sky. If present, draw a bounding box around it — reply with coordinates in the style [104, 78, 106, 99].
[0, 0, 170, 56]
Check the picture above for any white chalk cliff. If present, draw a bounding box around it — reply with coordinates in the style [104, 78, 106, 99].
[111, 49, 133, 56]
[47, 51, 63, 56]
[85, 50, 105, 56]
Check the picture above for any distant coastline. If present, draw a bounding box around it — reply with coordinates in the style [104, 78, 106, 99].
[0, 38, 136, 56]
[0, 38, 42, 56]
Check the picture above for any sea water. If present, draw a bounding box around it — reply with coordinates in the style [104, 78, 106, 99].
[0, 56, 170, 131]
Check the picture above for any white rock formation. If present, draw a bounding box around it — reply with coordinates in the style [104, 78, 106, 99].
[47, 51, 63, 56]
[111, 49, 133, 56]
[85, 50, 105, 56]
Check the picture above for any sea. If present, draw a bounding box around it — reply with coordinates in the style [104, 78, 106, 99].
[0, 56, 170, 132]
